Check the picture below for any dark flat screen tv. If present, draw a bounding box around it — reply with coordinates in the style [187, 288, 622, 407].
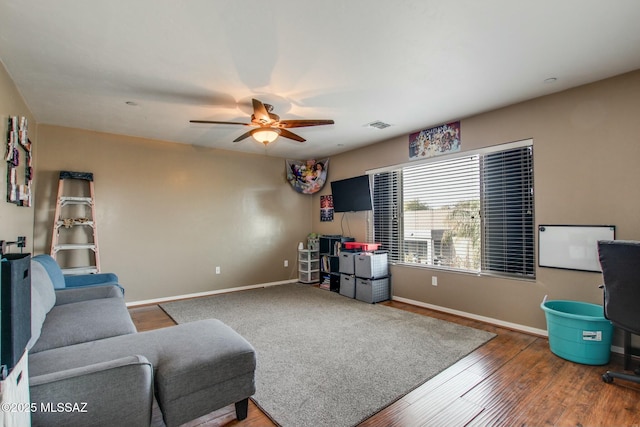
[330, 175, 372, 212]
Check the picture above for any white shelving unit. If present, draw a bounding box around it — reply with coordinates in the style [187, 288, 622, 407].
[0, 352, 30, 427]
[298, 248, 320, 284]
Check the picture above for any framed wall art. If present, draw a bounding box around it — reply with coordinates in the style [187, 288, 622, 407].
[5, 116, 33, 207]
[409, 121, 460, 160]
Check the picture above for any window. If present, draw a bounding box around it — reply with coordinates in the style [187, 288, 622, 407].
[369, 140, 534, 279]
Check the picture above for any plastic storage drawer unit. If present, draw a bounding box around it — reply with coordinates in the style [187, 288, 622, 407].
[354, 252, 388, 278]
[299, 270, 320, 284]
[355, 277, 390, 303]
[299, 250, 319, 262]
[300, 259, 320, 271]
[339, 274, 356, 298]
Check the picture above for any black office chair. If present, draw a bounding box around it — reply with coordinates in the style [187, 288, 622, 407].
[598, 240, 640, 384]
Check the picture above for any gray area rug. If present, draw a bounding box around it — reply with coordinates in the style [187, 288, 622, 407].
[161, 283, 495, 427]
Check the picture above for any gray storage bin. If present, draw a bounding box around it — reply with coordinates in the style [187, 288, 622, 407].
[339, 252, 355, 274]
[354, 252, 388, 278]
[339, 274, 356, 298]
[355, 277, 390, 303]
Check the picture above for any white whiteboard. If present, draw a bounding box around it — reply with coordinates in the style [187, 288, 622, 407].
[538, 225, 615, 272]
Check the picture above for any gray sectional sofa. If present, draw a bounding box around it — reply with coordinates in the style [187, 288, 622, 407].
[28, 257, 256, 427]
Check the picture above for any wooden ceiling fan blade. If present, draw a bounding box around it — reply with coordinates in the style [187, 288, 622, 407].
[233, 130, 254, 142]
[190, 120, 253, 126]
[252, 98, 271, 124]
[279, 128, 306, 142]
[192, 99, 333, 144]
[278, 119, 335, 128]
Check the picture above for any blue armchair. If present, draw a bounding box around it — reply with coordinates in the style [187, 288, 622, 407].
[32, 254, 124, 294]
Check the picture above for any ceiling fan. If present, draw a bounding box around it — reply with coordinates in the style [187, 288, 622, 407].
[190, 98, 335, 145]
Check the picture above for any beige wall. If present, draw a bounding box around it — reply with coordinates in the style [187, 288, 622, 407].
[313, 70, 640, 331]
[0, 62, 37, 253]
[33, 126, 311, 302]
[5, 55, 640, 332]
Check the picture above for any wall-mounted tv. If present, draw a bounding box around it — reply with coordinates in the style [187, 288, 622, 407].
[330, 175, 373, 212]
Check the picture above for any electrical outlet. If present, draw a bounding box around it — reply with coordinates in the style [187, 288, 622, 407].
[432, 276, 438, 286]
[284, 260, 289, 267]
[215, 266, 220, 274]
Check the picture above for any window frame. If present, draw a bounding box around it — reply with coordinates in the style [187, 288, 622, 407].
[367, 139, 535, 280]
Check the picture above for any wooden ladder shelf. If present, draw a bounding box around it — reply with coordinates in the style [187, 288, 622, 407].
[50, 171, 100, 274]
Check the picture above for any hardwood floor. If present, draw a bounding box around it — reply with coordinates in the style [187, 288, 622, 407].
[129, 297, 640, 426]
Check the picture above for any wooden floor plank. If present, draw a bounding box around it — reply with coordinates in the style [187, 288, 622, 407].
[464, 339, 565, 426]
[388, 371, 486, 426]
[555, 368, 640, 427]
[356, 399, 410, 427]
[129, 297, 640, 427]
[129, 305, 176, 331]
[500, 354, 586, 426]
[422, 397, 485, 427]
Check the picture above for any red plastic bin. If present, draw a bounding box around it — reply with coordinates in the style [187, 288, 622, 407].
[343, 242, 380, 251]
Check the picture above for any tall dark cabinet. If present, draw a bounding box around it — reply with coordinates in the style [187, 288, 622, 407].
[319, 235, 354, 292]
[1, 253, 31, 374]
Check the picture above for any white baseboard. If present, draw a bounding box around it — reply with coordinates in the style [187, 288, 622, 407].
[392, 295, 548, 337]
[391, 295, 626, 355]
[126, 279, 298, 307]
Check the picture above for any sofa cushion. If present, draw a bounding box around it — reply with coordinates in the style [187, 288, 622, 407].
[30, 261, 57, 310]
[27, 261, 58, 350]
[29, 297, 137, 353]
[54, 285, 123, 306]
[32, 254, 66, 289]
[29, 318, 256, 380]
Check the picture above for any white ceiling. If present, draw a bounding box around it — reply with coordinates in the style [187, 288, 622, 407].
[1, 0, 640, 159]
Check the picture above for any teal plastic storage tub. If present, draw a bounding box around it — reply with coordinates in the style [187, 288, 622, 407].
[540, 299, 613, 365]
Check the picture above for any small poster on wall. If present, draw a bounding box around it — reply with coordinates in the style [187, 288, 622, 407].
[320, 195, 334, 222]
[409, 121, 461, 160]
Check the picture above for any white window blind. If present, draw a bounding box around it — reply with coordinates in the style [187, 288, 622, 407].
[369, 141, 534, 279]
[403, 156, 480, 270]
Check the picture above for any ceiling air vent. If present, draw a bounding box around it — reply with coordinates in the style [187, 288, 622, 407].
[367, 120, 391, 130]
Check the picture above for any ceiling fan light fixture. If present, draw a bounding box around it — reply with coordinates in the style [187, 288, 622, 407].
[251, 128, 281, 145]
[191, 98, 333, 144]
